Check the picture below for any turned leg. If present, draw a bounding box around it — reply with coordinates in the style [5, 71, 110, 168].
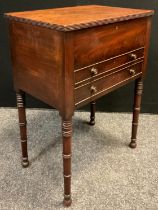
[129, 78, 143, 149]
[62, 119, 72, 206]
[16, 91, 29, 167]
[89, 101, 96, 125]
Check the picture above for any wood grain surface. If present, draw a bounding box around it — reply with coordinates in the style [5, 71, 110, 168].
[75, 62, 143, 106]
[74, 18, 147, 69]
[74, 48, 144, 85]
[5, 5, 154, 31]
[9, 21, 63, 109]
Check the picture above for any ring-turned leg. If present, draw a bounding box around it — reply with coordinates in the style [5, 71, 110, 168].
[62, 119, 72, 206]
[89, 101, 96, 125]
[129, 78, 143, 149]
[16, 91, 29, 167]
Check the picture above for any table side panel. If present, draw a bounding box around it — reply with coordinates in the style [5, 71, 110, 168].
[141, 17, 152, 77]
[9, 21, 63, 109]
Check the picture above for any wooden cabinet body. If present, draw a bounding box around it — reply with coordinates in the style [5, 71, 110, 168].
[5, 5, 154, 207]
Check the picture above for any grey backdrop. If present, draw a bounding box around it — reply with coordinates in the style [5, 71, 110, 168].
[0, 1, 157, 113]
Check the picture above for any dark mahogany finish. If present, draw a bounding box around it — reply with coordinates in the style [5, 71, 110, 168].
[16, 91, 29, 167]
[74, 18, 147, 69]
[62, 119, 72, 206]
[89, 101, 96, 125]
[129, 78, 144, 148]
[75, 48, 144, 84]
[75, 62, 143, 106]
[5, 5, 154, 207]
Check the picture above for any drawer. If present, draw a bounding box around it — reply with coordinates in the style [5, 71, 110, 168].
[75, 48, 144, 85]
[75, 62, 143, 106]
[74, 18, 147, 69]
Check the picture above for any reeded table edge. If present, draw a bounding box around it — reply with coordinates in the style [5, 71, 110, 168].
[4, 11, 154, 32]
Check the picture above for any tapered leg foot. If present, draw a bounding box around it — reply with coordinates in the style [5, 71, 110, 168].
[89, 101, 95, 126]
[62, 119, 72, 207]
[63, 198, 72, 207]
[16, 91, 29, 167]
[129, 141, 137, 149]
[22, 158, 29, 168]
[129, 78, 143, 149]
[89, 119, 95, 126]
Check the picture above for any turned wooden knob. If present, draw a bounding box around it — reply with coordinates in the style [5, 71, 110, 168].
[91, 67, 98, 75]
[91, 85, 97, 93]
[130, 53, 137, 60]
[129, 69, 136, 76]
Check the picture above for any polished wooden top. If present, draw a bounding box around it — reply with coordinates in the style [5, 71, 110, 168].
[5, 5, 154, 31]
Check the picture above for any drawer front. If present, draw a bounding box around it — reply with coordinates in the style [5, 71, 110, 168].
[75, 62, 143, 106]
[75, 48, 144, 85]
[74, 18, 147, 69]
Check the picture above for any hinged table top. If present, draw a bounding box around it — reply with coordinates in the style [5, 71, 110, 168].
[5, 5, 154, 31]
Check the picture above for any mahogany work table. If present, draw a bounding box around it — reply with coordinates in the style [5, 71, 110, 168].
[5, 5, 154, 207]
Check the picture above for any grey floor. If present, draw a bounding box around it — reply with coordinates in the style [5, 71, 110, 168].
[0, 108, 158, 210]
